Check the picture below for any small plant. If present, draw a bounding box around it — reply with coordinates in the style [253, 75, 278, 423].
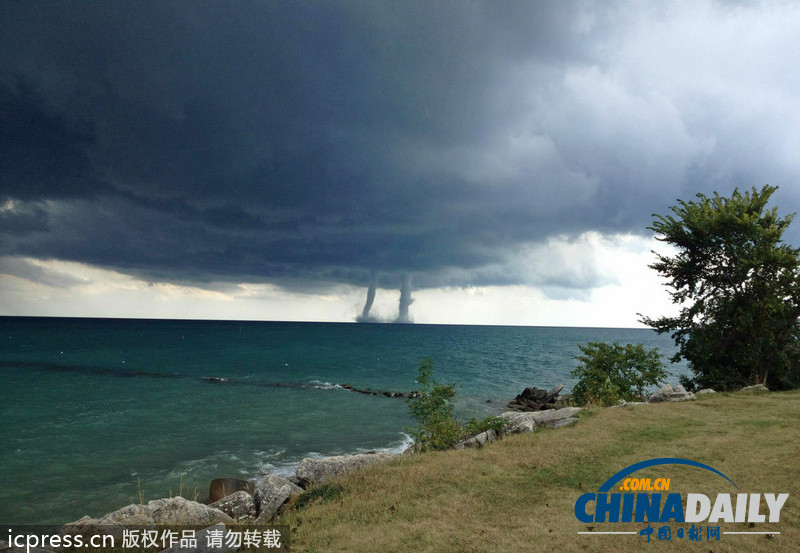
[406, 358, 462, 452]
[570, 342, 668, 407]
[294, 483, 344, 510]
[137, 476, 144, 506]
[464, 415, 506, 436]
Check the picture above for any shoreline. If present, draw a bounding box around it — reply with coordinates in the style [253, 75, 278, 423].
[5, 384, 777, 537]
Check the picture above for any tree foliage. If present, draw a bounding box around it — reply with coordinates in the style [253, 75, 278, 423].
[570, 342, 668, 406]
[407, 358, 506, 452]
[640, 185, 800, 390]
[407, 358, 462, 452]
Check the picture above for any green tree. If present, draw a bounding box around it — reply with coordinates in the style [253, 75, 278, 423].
[406, 358, 462, 452]
[570, 342, 668, 406]
[640, 185, 800, 390]
[406, 358, 506, 451]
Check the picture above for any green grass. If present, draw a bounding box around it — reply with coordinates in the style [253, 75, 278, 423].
[276, 391, 800, 552]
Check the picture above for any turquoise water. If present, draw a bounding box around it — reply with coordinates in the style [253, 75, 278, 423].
[0, 317, 687, 525]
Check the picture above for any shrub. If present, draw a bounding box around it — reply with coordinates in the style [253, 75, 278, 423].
[464, 415, 507, 436]
[406, 358, 463, 452]
[407, 359, 510, 451]
[570, 342, 668, 407]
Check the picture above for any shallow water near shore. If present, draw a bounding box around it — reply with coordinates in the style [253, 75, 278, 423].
[0, 317, 687, 525]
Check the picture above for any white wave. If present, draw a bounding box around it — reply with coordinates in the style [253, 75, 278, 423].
[248, 433, 414, 485]
[308, 379, 343, 390]
[354, 432, 414, 455]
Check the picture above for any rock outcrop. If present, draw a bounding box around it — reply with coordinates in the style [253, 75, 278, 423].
[254, 475, 303, 523]
[648, 384, 695, 403]
[295, 452, 395, 486]
[63, 497, 232, 538]
[208, 490, 256, 520]
[454, 429, 498, 450]
[506, 385, 564, 412]
[500, 406, 582, 434]
[740, 384, 769, 393]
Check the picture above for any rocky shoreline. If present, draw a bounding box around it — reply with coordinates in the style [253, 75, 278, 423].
[2, 382, 769, 553]
[56, 406, 585, 541]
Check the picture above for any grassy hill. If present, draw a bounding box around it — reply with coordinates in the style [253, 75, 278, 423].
[276, 390, 800, 552]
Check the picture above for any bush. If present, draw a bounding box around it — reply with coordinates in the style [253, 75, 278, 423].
[408, 357, 462, 451]
[407, 359, 510, 451]
[464, 415, 507, 436]
[406, 358, 462, 452]
[570, 342, 668, 407]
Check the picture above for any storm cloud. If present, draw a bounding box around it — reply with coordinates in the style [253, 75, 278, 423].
[3, 1, 800, 296]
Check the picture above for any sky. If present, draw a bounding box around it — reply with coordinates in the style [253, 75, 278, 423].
[2, 1, 800, 327]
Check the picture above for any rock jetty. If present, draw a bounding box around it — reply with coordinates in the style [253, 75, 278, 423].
[340, 383, 419, 398]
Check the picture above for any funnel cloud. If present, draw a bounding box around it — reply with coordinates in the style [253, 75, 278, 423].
[396, 274, 414, 324]
[356, 273, 378, 322]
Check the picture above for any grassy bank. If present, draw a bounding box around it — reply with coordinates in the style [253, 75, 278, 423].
[276, 391, 800, 552]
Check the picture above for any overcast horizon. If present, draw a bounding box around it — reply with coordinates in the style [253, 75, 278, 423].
[3, 1, 800, 327]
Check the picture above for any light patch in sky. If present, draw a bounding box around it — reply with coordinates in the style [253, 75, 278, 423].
[0, 233, 675, 327]
[412, 234, 675, 327]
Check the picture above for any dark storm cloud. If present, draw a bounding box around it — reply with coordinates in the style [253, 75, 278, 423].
[2, 1, 800, 292]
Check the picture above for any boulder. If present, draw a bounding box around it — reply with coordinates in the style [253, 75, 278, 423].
[253, 475, 303, 523]
[454, 429, 498, 450]
[295, 452, 394, 486]
[208, 490, 256, 520]
[62, 497, 232, 538]
[695, 388, 716, 396]
[500, 412, 537, 434]
[208, 478, 254, 504]
[740, 384, 769, 393]
[529, 406, 582, 428]
[500, 406, 582, 434]
[648, 384, 695, 403]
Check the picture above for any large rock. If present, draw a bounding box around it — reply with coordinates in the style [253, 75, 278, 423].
[253, 475, 303, 524]
[695, 388, 716, 396]
[500, 406, 582, 434]
[648, 384, 695, 403]
[529, 406, 582, 427]
[295, 452, 394, 486]
[208, 490, 256, 520]
[454, 429, 498, 450]
[740, 384, 769, 393]
[610, 401, 649, 408]
[63, 497, 232, 538]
